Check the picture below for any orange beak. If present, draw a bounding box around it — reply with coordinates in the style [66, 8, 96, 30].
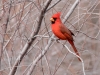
[50, 18, 55, 22]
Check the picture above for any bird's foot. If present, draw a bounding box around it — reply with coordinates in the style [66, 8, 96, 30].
[56, 39, 60, 43]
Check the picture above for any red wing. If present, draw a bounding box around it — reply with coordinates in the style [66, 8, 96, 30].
[60, 24, 74, 41]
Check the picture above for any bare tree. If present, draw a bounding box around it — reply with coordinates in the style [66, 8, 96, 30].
[0, 0, 100, 75]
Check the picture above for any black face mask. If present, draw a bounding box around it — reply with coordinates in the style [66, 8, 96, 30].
[51, 18, 57, 24]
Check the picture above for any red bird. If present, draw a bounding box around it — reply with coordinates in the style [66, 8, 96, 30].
[50, 12, 81, 61]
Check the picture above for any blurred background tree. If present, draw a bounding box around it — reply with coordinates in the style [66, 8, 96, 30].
[0, 0, 100, 75]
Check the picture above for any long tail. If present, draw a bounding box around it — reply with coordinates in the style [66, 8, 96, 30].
[68, 40, 81, 61]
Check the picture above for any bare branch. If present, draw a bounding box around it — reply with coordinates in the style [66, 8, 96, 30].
[8, 0, 52, 75]
[25, 0, 82, 75]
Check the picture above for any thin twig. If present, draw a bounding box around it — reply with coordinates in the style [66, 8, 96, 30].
[8, 0, 52, 75]
[26, 0, 83, 75]
[59, 41, 86, 75]
[26, 35, 54, 75]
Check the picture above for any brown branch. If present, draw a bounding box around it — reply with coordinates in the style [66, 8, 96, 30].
[0, 0, 12, 70]
[8, 0, 52, 75]
[46, 0, 61, 12]
[25, 0, 81, 75]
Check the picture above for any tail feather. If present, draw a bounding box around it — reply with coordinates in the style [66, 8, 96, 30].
[68, 40, 81, 61]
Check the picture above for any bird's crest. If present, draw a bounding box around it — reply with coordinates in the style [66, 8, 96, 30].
[52, 12, 61, 18]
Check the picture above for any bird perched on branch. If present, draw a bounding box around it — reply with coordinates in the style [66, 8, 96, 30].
[50, 12, 81, 61]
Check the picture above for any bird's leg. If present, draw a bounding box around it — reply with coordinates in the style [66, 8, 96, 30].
[56, 38, 60, 43]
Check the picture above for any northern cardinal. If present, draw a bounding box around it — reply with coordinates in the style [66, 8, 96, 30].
[50, 12, 81, 61]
